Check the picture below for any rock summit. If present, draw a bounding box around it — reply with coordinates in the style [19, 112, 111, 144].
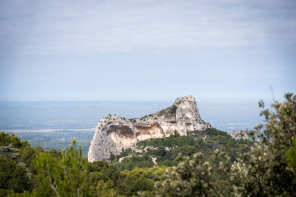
[88, 95, 211, 162]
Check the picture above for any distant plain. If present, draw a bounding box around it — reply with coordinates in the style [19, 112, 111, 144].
[0, 100, 265, 156]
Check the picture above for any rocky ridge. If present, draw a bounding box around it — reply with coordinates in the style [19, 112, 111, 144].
[88, 95, 211, 162]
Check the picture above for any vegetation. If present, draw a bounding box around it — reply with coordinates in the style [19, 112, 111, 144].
[0, 93, 295, 196]
[230, 93, 296, 196]
[0, 133, 36, 196]
[34, 140, 90, 197]
[156, 93, 296, 197]
[114, 128, 250, 170]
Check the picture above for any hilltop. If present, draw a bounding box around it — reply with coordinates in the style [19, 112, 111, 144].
[88, 95, 211, 161]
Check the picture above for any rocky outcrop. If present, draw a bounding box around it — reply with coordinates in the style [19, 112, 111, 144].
[88, 95, 211, 162]
[230, 130, 248, 140]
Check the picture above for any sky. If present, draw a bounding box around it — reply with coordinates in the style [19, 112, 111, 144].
[0, 0, 295, 102]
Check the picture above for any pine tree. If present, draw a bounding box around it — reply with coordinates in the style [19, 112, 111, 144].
[34, 140, 90, 197]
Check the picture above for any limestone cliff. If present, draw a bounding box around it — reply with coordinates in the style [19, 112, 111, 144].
[88, 95, 211, 162]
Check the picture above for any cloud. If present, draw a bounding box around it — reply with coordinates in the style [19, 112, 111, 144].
[0, 0, 295, 55]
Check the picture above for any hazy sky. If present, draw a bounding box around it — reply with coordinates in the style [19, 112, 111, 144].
[0, 0, 295, 101]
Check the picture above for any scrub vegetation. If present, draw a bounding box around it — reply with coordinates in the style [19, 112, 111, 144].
[1, 93, 296, 196]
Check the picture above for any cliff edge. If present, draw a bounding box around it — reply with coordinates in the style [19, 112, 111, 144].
[88, 95, 211, 162]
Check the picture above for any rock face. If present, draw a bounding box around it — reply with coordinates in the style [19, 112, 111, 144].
[88, 95, 211, 162]
[230, 130, 248, 140]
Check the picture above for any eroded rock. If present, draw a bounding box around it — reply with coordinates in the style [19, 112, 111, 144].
[88, 95, 211, 162]
[230, 130, 248, 140]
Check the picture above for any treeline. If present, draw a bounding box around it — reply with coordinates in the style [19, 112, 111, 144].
[1, 93, 296, 196]
[0, 132, 166, 197]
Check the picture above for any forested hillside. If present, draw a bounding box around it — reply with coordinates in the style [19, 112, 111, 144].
[0, 128, 249, 196]
[114, 128, 250, 170]
[1, 93, 296, 196]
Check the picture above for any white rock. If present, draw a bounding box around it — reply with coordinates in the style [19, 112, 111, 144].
[230, 130, 248, 140]
[88, 95, 211, 162]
